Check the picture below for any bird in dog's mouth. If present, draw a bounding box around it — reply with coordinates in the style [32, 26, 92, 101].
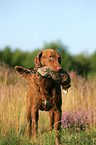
[36, 67, 71, 95]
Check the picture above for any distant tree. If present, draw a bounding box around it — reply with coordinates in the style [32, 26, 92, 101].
[0, 50, 3, 62]
[2, 46, 12, 65]
[89, 51, 96, 71]
[44, 40, 67, 54]
[11, 49, 41, 68]
[21, 49, 41, 68]
[88, 51, 96, 76]
[72, 54, 91, 76]
[11, 49, 25, 66]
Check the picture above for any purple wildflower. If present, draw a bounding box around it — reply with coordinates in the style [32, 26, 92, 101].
[62, 108, 96, 130]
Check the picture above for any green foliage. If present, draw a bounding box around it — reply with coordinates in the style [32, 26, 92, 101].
[11, 49, 25, 66]
[72, 54, 91, 76]
[90, 51, 96, 70]
[1, 127, 96, 145]
[44, 40, 68, 54]
[0, 41, 96, 76]
[1, 46, 12, 66]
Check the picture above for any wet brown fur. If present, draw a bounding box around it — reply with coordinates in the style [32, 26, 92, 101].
[15, 49, 66, 144]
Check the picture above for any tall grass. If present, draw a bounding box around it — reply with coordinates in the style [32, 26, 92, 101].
[0, 64, 96, 144]
[62, 70, 96, 112]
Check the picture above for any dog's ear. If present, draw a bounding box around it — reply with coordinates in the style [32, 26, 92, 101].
[58, 54, 61, 64]
[14, 66, 31, 81]
[34, 51, 42, 67]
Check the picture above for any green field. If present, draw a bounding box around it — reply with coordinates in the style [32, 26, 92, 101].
[0, 64, 96, 145]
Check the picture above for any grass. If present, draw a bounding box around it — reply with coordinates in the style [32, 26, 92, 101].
[1, 128, 96, 145]
[0, 63, 96, 144]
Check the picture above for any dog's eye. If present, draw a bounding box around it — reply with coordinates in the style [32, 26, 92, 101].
[49, 56, 53, 60]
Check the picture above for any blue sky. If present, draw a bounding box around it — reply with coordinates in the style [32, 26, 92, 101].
[0, 0, 96, 55]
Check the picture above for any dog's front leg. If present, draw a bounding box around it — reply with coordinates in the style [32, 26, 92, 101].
[49, 110, 54, 131]
[27, 97, 32, 137]
[54, 110, 61, 145]
[31, 106, 39, 137]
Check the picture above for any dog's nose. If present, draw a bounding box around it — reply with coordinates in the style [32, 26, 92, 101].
[57, 66, 63, 72]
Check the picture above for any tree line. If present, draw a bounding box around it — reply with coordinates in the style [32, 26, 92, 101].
[0, 41, 96, 77]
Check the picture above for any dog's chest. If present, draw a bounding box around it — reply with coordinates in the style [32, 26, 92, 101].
[40, 98, 53, 111]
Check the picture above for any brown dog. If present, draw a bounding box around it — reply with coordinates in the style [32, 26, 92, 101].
[15, 49, 70, 144]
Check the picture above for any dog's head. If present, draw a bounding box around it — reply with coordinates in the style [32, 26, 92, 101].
[34, 49, 62, 72]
